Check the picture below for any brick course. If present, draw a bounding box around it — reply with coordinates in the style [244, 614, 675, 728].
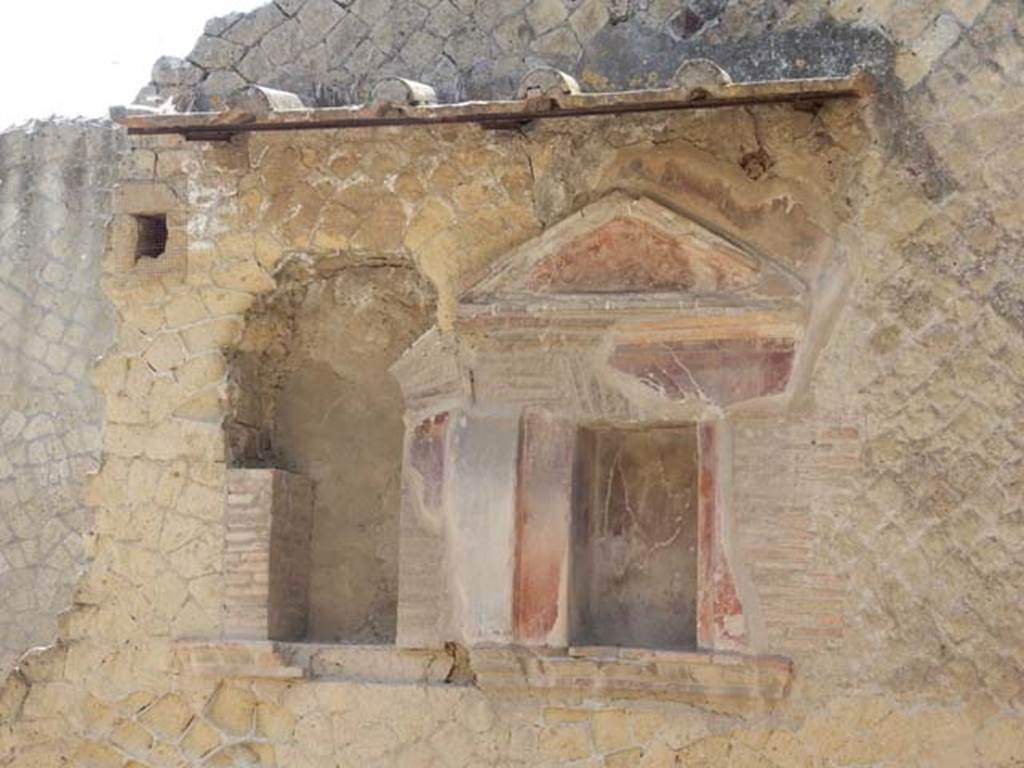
[224, 469, 313, 640]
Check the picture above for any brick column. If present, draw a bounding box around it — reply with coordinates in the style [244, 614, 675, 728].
[224, 469, 313, 641]
[397, 412, 451, 648]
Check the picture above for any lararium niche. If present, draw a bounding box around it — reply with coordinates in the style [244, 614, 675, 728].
[391, 192, 830, 662]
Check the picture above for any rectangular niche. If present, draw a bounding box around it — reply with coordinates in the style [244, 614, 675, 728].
[134, 213, 168, 260]
[571, 424, 699, 650]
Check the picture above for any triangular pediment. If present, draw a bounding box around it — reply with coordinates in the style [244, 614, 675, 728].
[459, 193, 804, 324]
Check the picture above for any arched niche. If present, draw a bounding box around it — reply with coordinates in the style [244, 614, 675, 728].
[223, 258, 436, 643]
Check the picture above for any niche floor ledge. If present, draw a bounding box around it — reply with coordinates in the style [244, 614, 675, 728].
[472, 645, 794, 711]
[174, 641, 793, 712]
[174, 640, 453, 685]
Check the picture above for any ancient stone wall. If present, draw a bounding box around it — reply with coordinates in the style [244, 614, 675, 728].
[0, 121, 119, 674]
[144, 0, 897, 109]
[0, 0, 1022, 766]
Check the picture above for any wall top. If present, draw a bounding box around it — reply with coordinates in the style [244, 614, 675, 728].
[111, 67, 868, 141]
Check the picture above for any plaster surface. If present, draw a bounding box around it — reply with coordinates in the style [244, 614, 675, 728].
[0, 1, 1022, 766]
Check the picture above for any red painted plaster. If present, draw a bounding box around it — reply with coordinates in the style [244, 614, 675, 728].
[513, 412, 575, 643]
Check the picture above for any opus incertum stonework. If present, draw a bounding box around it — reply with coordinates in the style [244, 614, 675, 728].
[1, 1, 1023, 765]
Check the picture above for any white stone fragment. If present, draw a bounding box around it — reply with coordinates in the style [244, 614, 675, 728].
[371, 77, 439, 106]
[516, 67, 581, 99]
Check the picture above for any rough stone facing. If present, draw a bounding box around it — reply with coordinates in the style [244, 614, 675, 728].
[0, 0, 1022, 766]
[0, 120, 118, 676]
[138, 0, 900, 109]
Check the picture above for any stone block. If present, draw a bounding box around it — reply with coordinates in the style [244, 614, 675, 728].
[180, 720, 222, 760]
[895, 14, 962, 88]
[151, 56, 204, 87]
[138, 693, 193, 740]
[188, 35, 244, 71]
[205, 12, 244, 36]
[112, 181, 182, 215]
[569, 0, 610, 43]
[206, 684, 257, 737]
[256, 700, 297, 740]
[325, 13, 371, 61]
[593, 709, 630, 752]
[120, 149, 156, 179]
[526, 0, 569, 36]
[109, 719, 153, 753]
[180, 317, 242, 355]
[262, 19, 304, 66]
[143, 333, 187, 373]
[224, 4, 287, 47]
[539, 723, 590, 761]
[73, 741, 124, 768]
[297, 0, 343, 44]
[237, 46, 273, 83]
[275, 0, 307, 16]
[200, 70, 248, 103]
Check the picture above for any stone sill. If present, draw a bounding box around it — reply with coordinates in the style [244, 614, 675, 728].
[473, 645, 794, 711]
[174, 641, 454, 685]
[174, 641, 306, 680]
[175, 641, 793, 710]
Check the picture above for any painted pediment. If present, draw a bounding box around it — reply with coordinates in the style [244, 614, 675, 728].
[458, 192, 805, 324]
[524, 214, 757, 294]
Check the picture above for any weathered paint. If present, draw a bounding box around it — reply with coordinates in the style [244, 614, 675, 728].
[512, 411, 575, 644]
[525, 216, 758, 293]
[611, 337, 795, 405]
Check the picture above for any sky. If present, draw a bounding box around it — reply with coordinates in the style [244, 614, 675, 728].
[0, 0, 265, 130]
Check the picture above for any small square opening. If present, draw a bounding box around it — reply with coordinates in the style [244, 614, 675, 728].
[571, 424, 699, 650]
[134, 214, 168, 261]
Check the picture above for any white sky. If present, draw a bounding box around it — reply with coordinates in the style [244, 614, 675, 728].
[0, 0, 266, 130]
